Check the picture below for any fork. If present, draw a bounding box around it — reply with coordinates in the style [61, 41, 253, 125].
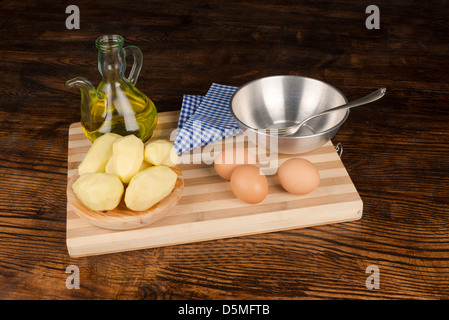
[275, 87, 387, 136]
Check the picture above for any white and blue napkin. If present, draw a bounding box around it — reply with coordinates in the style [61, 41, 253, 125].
[173, 83, 242, 155]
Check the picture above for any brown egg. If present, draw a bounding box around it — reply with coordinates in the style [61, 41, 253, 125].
[278, 158, 320, 195]
[230, 165, 268, 204]
[214, 147, 256, 180]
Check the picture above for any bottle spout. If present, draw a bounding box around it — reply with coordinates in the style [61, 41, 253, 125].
[66, 77, 105, 132]
[66, 77, 99, 100]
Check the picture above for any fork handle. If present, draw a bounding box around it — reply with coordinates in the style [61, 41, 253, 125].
[300, 88, 387, 126]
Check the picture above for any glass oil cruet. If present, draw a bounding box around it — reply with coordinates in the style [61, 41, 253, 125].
[66, 35, 158, 142]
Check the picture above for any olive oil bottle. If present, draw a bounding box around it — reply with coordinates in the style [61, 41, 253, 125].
[66, 35, 158, 143]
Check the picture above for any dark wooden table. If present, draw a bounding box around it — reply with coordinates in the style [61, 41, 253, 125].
[1, 0, 448, 301]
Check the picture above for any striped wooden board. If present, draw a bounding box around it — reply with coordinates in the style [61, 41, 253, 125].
[66, 111, 363, 257]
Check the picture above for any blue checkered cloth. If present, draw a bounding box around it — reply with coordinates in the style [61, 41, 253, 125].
[176, 94, 203, 130]
[173, 83, 242, 155]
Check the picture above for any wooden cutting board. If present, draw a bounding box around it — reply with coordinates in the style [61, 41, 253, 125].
[66, 111, 363, 257]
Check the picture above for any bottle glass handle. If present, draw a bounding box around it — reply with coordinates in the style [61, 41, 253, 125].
[124, 46, 143, 85]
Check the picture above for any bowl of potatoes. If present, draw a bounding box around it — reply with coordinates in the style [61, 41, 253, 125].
[67, 133, 183, 230]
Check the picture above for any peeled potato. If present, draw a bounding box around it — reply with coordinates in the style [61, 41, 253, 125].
[105, 156, 115, 175]
[72, 173, 124, 211]
[138, 160, 152, 172]
[125, 165, 177, 211]
[78, 133, 121, 176]
[144, 140, 178, 167]
[112, 134, 144, 183]
[106, 156, 150, 175]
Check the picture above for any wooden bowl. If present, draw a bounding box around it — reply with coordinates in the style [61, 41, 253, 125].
[67, 166, 184, 230]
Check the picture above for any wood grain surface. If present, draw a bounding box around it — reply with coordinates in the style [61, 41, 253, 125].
[1, 0, 449, 300]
